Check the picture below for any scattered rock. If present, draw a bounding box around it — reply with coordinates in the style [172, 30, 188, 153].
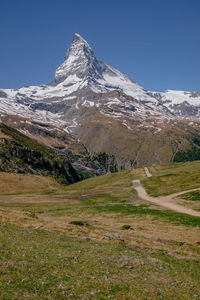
[90, 291, 95, 295]
[132, 194, 136, 202]
[104, 275, 108, 281]
[83, 236, 91, 241]
[127, 265, 134, 269]
[102, 233, 125, 242]
[59, 284, 64, 289]
[177, 241, 185, 246]
[35, 225, 43, 229]
[121, 225, 133, 230]
[156, 238, 163, 243]
[69, 220, 88, 226]
[28, 212, 38, 219]
[7, 280, 13, 285]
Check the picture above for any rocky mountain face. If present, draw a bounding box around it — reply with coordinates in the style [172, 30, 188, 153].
[0, 33, 200, 168]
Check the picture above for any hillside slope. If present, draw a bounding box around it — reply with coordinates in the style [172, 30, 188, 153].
[0, 114, 119, 174]
[0, 172, 60, 194]
[0, 123, 83, 184]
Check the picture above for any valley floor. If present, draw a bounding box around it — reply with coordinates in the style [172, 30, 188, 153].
[0, 162, 200, 299]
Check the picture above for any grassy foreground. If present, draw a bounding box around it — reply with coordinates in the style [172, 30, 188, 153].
[1, 221, 200, 300]
[0, 166, 200, 299]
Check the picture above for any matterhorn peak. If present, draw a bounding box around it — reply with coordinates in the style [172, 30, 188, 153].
[54, 33, 103, 84]
[52, 33, 152, 99]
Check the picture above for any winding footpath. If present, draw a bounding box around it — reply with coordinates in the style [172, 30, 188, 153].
[133, 168, 200, 217]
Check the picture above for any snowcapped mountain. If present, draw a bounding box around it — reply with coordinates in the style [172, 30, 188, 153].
[0, 33, 200, 167]
[0, 33, 159, 130]
[0, 33, 199, 128]
[53, 33, 158, 101]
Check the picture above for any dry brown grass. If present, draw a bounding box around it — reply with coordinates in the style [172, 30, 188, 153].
[0, 172, 60, 194]
[1, 204, 199, 261]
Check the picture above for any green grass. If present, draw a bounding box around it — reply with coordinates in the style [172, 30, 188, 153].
[89, 203, 200, 227]
[181, 191, 200, 202]
[0, 167, 199, 228]
[142, 160, 200, 196]
[64, 169, 143, 192]
[2, 191, 200, 228]
[1, 221, 200, 300]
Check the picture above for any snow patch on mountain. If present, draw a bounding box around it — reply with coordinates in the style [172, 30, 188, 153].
[151, 90, 200, 107]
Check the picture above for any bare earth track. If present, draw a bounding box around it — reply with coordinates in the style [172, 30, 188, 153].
[133, 168, 200, 217]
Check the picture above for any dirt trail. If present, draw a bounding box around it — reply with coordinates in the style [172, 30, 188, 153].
[144, 167, 152, 178]
[133, 179, 200, 217]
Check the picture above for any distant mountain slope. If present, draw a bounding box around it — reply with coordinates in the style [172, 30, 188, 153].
[0, 115, 118, 174]
[0, 123, 84, 184]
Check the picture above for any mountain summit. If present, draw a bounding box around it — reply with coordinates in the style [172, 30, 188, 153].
[52, 33, 153, 100]
[54, 33, 103, 84]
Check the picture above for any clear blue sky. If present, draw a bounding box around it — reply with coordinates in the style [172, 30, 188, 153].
[0, 0, 199, 91]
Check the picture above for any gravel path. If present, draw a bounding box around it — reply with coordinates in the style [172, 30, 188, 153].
[133, 179, 200, 217]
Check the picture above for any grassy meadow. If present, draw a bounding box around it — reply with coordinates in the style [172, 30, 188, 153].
[0, 164, 200, 299]
[142, 160, 200, 196]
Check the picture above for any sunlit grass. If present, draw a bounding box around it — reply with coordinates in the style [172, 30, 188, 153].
[142, 160, 200, 196]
